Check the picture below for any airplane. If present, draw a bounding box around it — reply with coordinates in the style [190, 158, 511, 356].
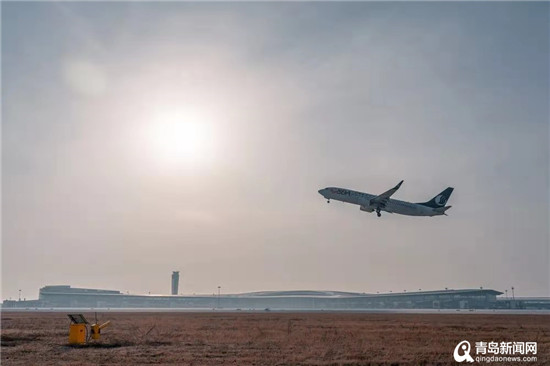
[318, 180, 454, 217]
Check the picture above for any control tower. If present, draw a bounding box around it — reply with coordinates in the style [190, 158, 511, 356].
[171, 271, 179, 295]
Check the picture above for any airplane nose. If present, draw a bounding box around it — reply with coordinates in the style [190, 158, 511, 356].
[318, 189, 326, 196]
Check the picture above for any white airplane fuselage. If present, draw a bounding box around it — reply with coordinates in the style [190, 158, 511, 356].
[318, 187, 447, 217]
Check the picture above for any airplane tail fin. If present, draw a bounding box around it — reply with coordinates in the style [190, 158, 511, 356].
[417, 187, 454, 208]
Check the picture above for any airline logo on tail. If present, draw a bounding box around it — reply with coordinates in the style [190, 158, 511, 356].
[434, 194, 448, 206]
[418, 187, 454, 209]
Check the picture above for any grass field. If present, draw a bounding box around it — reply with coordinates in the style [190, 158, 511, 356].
[1, 311, 549, 365]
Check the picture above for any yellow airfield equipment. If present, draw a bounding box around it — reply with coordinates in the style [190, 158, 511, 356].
[67, 313, 111, 345]
[68, 314, 88, 345]
[91, 320, 111, 340]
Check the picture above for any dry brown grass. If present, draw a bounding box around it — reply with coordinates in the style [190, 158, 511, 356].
[1, 312, 549, 365]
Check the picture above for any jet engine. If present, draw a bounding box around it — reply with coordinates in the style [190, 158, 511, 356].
[360, 205, 374, 213]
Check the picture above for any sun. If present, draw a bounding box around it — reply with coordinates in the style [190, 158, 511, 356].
[146, 108, 215, 167]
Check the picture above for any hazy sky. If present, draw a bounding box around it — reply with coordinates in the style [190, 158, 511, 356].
[2, 2, 549, 300]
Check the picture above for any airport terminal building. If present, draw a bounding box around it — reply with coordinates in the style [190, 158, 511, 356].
[1, 285, 521, 310]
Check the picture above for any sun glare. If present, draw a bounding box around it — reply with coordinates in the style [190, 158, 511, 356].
[146, 108, 215, 167]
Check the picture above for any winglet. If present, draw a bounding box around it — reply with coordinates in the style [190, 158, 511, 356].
[395, 180, 404, 190]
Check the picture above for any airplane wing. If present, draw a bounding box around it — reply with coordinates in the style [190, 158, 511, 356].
[369, 180, 404, 207]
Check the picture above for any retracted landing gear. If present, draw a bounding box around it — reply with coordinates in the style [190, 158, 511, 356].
[376, 208, 381, 217]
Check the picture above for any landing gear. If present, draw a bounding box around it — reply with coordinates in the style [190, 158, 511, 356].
[376, 208, 381, 217]
[327, 199, 330, 203]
